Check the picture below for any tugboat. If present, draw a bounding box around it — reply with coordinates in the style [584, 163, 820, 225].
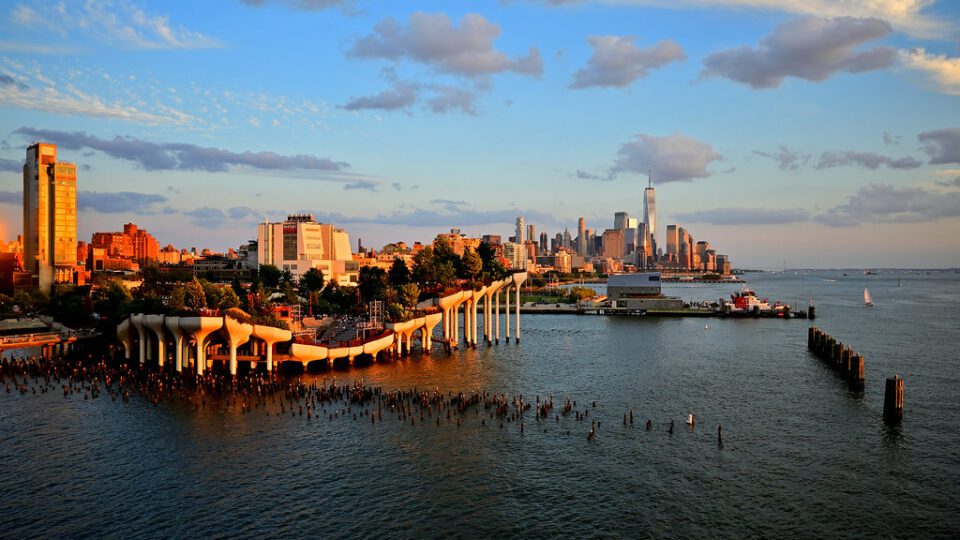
[722, 286, 789, 316]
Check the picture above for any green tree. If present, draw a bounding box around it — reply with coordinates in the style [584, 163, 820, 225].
[358, 266, 388, 303]
[184, 279, 207, 311]
[477, 241, 507, 280]
[91, 278, 133, 316]
[388, 257, 411, 287]
[461, 249, 482, 281]
[300, 267, 325, 294]
[169, 284, 186, 311]
[435, 259, 457, 288]
[278, 280, 298, 304]
[258, 264, 282, 289]
[412, 246, 436, 285]
[396, 283, 421, 309]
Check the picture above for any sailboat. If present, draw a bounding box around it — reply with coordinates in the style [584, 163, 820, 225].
[864, 288, 874, 307]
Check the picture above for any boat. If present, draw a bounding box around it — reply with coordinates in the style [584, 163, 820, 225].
[864, 288, 874, 307]
[723, 286, 789, 315]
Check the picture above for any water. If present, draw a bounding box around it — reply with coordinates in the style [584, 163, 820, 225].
[2, 271, 959, 537]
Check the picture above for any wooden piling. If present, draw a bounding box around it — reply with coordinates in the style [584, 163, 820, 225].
[849, 354, 864, 389]
[883, 375, 903, 423]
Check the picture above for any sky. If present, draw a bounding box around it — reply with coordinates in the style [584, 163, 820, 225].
[1, 0, 959, 269]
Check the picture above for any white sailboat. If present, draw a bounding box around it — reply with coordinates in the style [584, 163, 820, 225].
[864, 288, 874, 307]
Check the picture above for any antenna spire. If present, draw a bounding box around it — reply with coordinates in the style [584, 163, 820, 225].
[647, 170, 652, 189]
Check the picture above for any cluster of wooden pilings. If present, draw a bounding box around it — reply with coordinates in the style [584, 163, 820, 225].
[807, 327, 904, 425]
[808, 327, 865, 390]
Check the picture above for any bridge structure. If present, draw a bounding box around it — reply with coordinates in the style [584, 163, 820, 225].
[115, 272, 528, 375]
[0, 332, 78, 358]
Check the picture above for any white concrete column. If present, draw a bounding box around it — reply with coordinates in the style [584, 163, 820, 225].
[495, 291, 500, 343]
[131, 314, 145, 363]
[470, 297, 479, 346]
[505, 286, 511, 340]
[515, 283, 521, 343]
[116, 318, 133, 360]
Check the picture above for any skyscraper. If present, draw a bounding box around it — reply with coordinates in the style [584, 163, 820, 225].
[577, 217, 586, 257]
[515, 216, 525, 245]
[665, 225, 679, 258]
[539, 232, 548, 254]
[643, 174, 657, 258]
[527, 224, 536, 247]
[23, 142, 77, 291]
[614, 211, 629, 230]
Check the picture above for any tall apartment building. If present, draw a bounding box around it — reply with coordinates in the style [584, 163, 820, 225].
[91, 223, 159, 264]
[23, 143, 77, 291]
[643, 175, 657, 257]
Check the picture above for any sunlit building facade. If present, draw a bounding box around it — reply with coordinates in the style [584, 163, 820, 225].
[23, 143, 76, 291]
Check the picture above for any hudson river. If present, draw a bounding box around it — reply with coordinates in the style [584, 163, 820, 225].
[2, 271, 958, 537]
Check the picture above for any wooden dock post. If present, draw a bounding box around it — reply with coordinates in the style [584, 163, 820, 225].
[849, 354, 864, 390]
[884, 375, 903, 424]
[808, 327, 815, 350]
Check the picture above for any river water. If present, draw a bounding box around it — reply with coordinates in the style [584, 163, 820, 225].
[2, 270, 958, 537]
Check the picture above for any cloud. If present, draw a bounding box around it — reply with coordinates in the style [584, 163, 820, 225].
[241, 0, 350, 10]
[1, 190, 166, 214]
[899, 48, 960, 96]
[340, 74, 478, 115]
[918, 128, 960, 165]
[227, 206, 257, 219]
[391, 182, 403, 191]
[342, 80, 419, 111]
[570, 35, 685, 89]
[349, 12, 543, 78]
[883, 132, 901, 145]
[10, 1, 222, 50]
[77, 191, 168, 214]
[313, 207, 562, 228]
[936, 176, 960, 188]
[701, 16, 895, 89]
[609, 133, 723, 182]
[343, 181, 378, 191]
[529, 1, 946, 39]
[0, 158, 21, 172]
[425, 84, 478, 115]
[429, 199, 469, 212]
[575, 169, 606, 180]
[13, 127, 349, 173]
[0, 191, 21, 205]
[753, 146, 810, 170]
[815, 151, 922, 170]
[0, 71, 189, 125]
[183, 207, 229, 228]
[674, 207, 811, 225]
[815, 183, 960, 227]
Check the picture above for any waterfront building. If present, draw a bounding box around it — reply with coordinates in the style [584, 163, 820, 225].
[257, 214, 357, 285]
[158, 245, 182, 265]
[515, 216, 525, 245]
[434, 231, 481, 256]
[481, 234, 501, 245]
[23, 142, 77, 291]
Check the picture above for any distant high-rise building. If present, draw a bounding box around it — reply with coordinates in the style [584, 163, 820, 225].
[643, 174, 657, 257]
[577, 217, 586, 257]
[665, 225, 679, 258]
[23, 142, 77, 291]
[527, 224, 535, 246]
[562, 228, 572, 250]
[602, 229, 625, 259]
[515, 216, 526, 245]
[614, 212, 629, 230]
[539, 232, 548, 253]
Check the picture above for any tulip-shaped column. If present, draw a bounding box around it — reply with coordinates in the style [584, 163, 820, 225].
[512, 272, 527, 343]
[252, 324, 292, 372]
[144, 315, 167, 367]
[422, 312, 442, 351]
[130, 313, 146, 363]
[116, 318, 133, 360]
[220, 316, 253, 376]
[179, 317, 223, 375]
[164, 317, 185, 372]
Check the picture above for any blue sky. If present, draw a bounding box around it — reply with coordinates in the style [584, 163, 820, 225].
[1, 0, 959, 268]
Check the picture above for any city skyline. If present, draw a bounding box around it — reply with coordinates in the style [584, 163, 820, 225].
[1, 0, 959, 268]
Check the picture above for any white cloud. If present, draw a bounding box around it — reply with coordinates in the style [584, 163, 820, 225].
[900, 48, 960, 96]
[609, 133, 723, 182]
[9, 0, 222, 50]
[537, 1, 947, 39]
[570, 35, 685, 89]
[349, 12, 543, 78]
